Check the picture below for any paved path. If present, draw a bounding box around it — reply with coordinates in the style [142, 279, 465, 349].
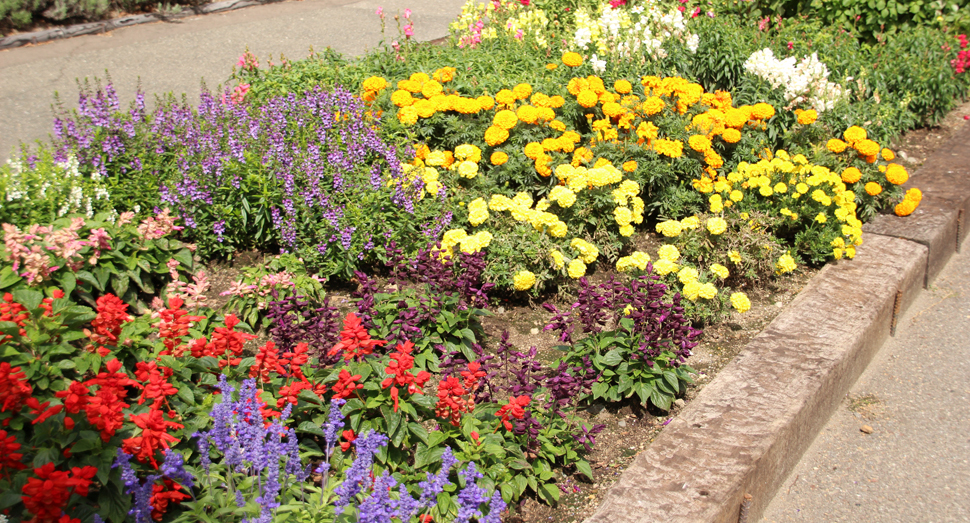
[0, 0, 466, 160]
[762, 247, 970, 522]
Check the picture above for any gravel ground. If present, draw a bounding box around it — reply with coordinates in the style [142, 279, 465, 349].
[761, 247, 970, 522]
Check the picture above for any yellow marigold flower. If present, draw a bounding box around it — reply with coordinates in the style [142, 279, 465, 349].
[881, 148, 895, 161]
[841, 167, 862, 184]
[577, 90, 599, 108]
[796, 109, 817, 125]
[599, 92, 617, 104]
[477, 95, 495, 111]
[546, 63, 558, 70]
[854, 139, 879, 157]
[864, 182, 882, 196]
[640, 96, 665, 116]
[516, 105, 539, 124]
[885, 163, 908, 185]
[833, 248, 843, 259]
[391, 90, 414, 107]
[706, 217, 727, 235]
[562, 52, 583, 67]
[398, 106, 419, 125]
[549, 221, 568, 237]
[493, 110, 518, 130]
[709, 193, 723, 213]
[846, 246, 856, 259]
[570, 238, 599, 264]
[432, 67, 456, 83]
[549, 186, 576, 208]
[728, 189, 743, 203]
[549, 95, 565, 108]
[587, 76, 606, 94]
[723, 107, 748, 128]
[414, 100, 436, 119]
[774, 182, 788, 193]
[362, 76, 388, 92]
[636, 121, 659, 141]
[602, 102, 624, 118]
[750, 103, 775, 120]
[698, 282, 718, 300]
[512, 83, 533, 100]
[678, 267, 699, 285]
[656, 220, 683, 237]
[421, 80, 443, 99]
[457, 161, 479, 179]
[619, 224, 635, 236]
[513, 270, 536, 291]
[567, 259, 587, 279]
[776, 253, 797, 274]
[455, 144, 481, 163]
[617, 251, 651, 272]
[567, 77, 589, 96]
[605, 80, 629, 95]
[730, 292, 751, 313]
[654, 138, 684, 158]
[657, 244, 680, 262]
[825, 138, 847, 154]
[523, 142, 544, 160]
[722, 128, 742, 144]
[495, 89, 516, 106]
[796, 183, 809, 194]
[682, 280, 702, 301]
[653, 258, 679, 276]
[843, 126, 867, 145]
[550, 250, 565, 270]
[815, 213, 827, 223]
[490, 151, 508, 166]
[728, 250, 742, 263]
[484, 126, 509, 147]
[688, 134, 712, 153]
[710, 263, 729, 279]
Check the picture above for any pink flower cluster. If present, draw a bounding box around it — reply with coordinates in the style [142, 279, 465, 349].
[237, 51, 259, 71]
[163, 259, 209, 310]
[136, 209, 183, 240]
[2, 219, 112, 284]
[221, 83, 250, 105]
[952, 34, 969, 74]
[220, 271, 296, 300]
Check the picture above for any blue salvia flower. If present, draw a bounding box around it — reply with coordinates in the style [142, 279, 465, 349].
[333, 430, 388, 514]
[454, 463, 489, 523]
[418, 446, 459, 509]
[160, 450, 194, 489]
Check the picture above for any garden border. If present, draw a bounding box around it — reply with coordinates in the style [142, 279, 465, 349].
[583, 122, 970, 523]
[0, 0, 284, 51]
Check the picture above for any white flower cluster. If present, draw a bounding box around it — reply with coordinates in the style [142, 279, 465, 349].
[571, 0, 699, 70]
[1, 154, 111, 218]
[743, 48, 846, 112]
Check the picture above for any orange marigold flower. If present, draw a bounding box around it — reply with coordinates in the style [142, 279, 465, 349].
[577, 90, 598, 108]
[885, 163, 908, 185]
[546, 63, 558, 70]
[391, 90, 414, 107]
[614, 79, 633, 94]
[524, 142, 544, 160]
[623, 160, 637, 172]
[516, 105, 540, 124]
[562, 52, 583, 67]
[495, 89, 516, 105]
[750, 102, 775, 120]
[827, 138, 848, 153]
[881, 148, 895, 161]
[549, 95, 566, 108]
[477, 95, 495, 111]
[602, 101, 624, 118]
[640, 96, 665, 116]
[512, 83, 533, 100]
[688, 134, 712, 153]
[796, 109, 817, 125]
[841, 167, 862, 184]
[491, 151, 509, 165]
[493, 110, 518, 130]
[865, 182, 883, 196]
[843, 125, 867, 144]
[722, 128, 741, 143]
[484, 126, 510, 146]
[895, 199, 918, 217]
[854, 139, 879, 157]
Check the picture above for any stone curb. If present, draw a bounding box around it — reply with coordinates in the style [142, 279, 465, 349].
[0, 0, 284, 51]
[584, 121, 970, 523]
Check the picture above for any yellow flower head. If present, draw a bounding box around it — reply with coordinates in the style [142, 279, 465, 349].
[657, 244, 680, 262]
[776, 253, 797, 274]
[730, 292, 751, 313]
[750, 103, 775, 120]
[722, 128, 741, 144]
[865, 182, 882, 196]
[710, 263, 729, 279]
[841, 167, 862, 184]
[550, 250, 565, 270]
[484, 126, 510, 147]
[477, 96, 495, 111]
[362, 76, 388, 92]
[885, 163, 908, 185]
[653, 258, 678, 276]
[843, 126, 867, 145]
[495, 89, 516, 106]
[562, 52, 583, 67]
[656, 220, 683, 237]
[512, 83, 533, 100]
[706, 217, 727, 235]
[491, 151, 508, 166]
[677, 266, 699, 285]
[567, 259, 587, 279]
[391, 90, 414, 107]
[577, 90, 599, 108]
[796, 109, 818, 125]
[688, 134, 712, 153]
[728, 250, 742, 263]
[513, 270, 536, 291]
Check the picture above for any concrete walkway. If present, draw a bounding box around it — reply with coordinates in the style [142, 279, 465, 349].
[762, 247, 970, 522]
[0, 0, 466, 160]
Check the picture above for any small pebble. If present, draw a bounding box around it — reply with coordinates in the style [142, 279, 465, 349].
[530, 327, 539, 335]
[496, 307, 505, 314]
[618, 420, 627, 428]
[860, 425, 874, 434]
[775, 301, 783, 308]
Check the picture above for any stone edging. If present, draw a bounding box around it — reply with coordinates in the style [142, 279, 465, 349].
[0, 0, 283, 51]
[584, 122, 970, 523]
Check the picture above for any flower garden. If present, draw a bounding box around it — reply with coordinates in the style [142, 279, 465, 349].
[0, 0, 968, 521]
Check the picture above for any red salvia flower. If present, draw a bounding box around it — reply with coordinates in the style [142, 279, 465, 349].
[156, 297, 204, 357]
[85, 293, 130, 347]
[250, 341, 286, 383]
[331, 368, 363, 400]
[495, 395, 531, 431]
[20, 463, 97, 523]
[150, 479, 190, 521]
[55, 381, 90, 414]
[134, 361, 178, 407]
[327, 313, 386, 361]
[276, 379, 312, 409]
[339, 429, 357, 452]
[0, 429, 26, 477]
[122, 408, 184, 468]
[38, 289, 64, 317]
[0, 362, 32, 420]
[83, 359, 138, 441]
[203, 314, 255, 367]
[0, 293, 29, 340]
[435, 377, 473, 427]
[25, 397, 63, 425]
[380, 340, 431, 412]
[280, 342, 310, 380]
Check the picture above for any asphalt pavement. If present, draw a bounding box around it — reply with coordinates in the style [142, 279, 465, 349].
[762, 246, 970, 522]
[0, 0, 466, 160]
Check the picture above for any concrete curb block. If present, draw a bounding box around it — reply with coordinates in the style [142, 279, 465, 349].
[0, 0, 283, 51]
[584, 121, 970, 523]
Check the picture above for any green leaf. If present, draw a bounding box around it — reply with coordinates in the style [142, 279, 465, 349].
[176, 386, 195, 406]
[298, 421, 326, 436]
[538, 482, 560, 504]
[12, 289, 43, 311]
[56, 359, 76, 370]
[650, 388, 673, 411]
[56, 272, 76, 295]
[575, 460, 594, 481]
[112, 273, 130, 298]
[591, 381, 609, 400]
[602, 348, 624, 366]
[408, 422, 429, 445]
[173, 248, 195, 269]
[414, 443, 445, 469]
[0, 266, 22, 290]
[76, 270, 102, 292]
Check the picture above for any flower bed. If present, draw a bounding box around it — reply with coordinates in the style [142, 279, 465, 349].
[1, 1, 969, 522]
